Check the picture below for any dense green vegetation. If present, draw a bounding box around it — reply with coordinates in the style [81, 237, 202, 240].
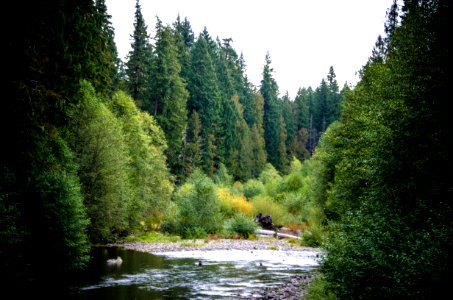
[1, 0, 451, 298]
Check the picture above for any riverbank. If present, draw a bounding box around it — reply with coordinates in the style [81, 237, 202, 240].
[108, 238, 322, 253]
[108, 238, 323, 299]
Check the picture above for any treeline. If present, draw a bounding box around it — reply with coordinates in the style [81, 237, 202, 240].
[122, 0, 349, 181]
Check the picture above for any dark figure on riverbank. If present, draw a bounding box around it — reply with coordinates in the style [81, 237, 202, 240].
[255, 213, 274, 230]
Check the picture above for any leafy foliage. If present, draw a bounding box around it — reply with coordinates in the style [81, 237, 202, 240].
[169, 169, 223, 237]
[316, 2, 453, 298]
[223, 213, 258, 239]
[68, 81, 131, 243]
[110, 90, 173, 227]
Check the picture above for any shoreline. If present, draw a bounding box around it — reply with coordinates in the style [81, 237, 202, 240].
[107, 238, 323, 253]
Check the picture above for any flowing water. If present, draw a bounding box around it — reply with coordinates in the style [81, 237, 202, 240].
[64, 246, 321, 299]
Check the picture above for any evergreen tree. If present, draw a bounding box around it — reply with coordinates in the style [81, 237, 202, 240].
[249, 92, 267, 177]
[313, 78, 329, 133]
[151, 20, 189, 176]
[181, 111, 202, 179]
[125, 0, 153, 110]
[173, 15, 194, 83]
[260, 53, 282, 169]
[187, 33, 222, 174]
[281, 92, 297, 155]
[94, 0, 120, 96]
[294, 88, 310, 130]
[290, 128, 310, 161]
[277, 116, 289, 173]
[326, 66, 341, 124]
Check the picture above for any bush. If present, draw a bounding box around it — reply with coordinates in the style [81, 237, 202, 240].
[173, 169, 223, 235]
[303, 274, 336, 300]
[278, 172, 304, 193]
[218, 187, 253, 217]
[251, 195, 291, 227]
[243, 179, 265, 199]
[282, 192, 305, 215]
[301, 224, 325, 247]
[183, 226, 207, 239]
[259, 163, 281, 184]
[224, 213, 258, 239]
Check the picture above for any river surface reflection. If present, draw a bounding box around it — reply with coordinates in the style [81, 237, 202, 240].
[65, 246, 321, 299]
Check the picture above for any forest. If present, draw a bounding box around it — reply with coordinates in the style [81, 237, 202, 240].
[1, 0, 451, 298]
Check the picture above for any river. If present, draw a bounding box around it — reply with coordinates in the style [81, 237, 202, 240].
[61, 246, 321, 299]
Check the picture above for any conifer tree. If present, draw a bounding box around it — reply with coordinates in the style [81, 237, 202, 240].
[281, 92, 297, 153]
[249, 93, 267, 177]
[188, 33, 222, 174]
[294, 88, 310, 131]
[94, 0, 120, 96]
[260, 53, 282, 169]
[230, 95, 253, 180]
[181, 111, 202, 179]
[313, 78, 329, 133]
[126, 0, 153, 110]
[277, 116, 289, 172]
[151, 20, 189, 176]
[326, 66, 341, 124]
[173, 15, 194, 83]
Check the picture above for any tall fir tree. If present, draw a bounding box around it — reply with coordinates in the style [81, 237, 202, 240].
[151, 20, 189, 176]
[94, 0, 120, 96]
[281, 92, 297, 155]
[326, 66, 341, 124]
[126, 0, 153, 110]
[187, 33, 222, 174]
[181, 111, 202, 179]
[173, 15, 194, 84]
[260, 53, 282, 170]
[294, 87, 310, 131]
[249, 92, 267, 177]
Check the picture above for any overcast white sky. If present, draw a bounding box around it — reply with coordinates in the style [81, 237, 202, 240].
[106, 0, 393, 99]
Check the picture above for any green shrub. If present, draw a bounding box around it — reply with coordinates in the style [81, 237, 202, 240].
[173, 169, 223, 235]
[242, 179, 265, 199]
[224, 213, 258, 239]
[125, 232, 180, 243]
[301, 224, 325, 247]
[259, 163, 281, 184]
[183, 226, 207, 239]
[282, 192, 305, 215]
[278, 172, 304, 193]
[303, 274, 336, 300]
[251, 195, 290, 227]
